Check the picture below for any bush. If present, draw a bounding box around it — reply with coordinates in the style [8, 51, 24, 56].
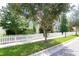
[25, 29, 35, 34]
[6, 29, 16, 35]
[6, 28, 35, 35]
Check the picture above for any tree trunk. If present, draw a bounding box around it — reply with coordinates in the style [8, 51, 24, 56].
[65, 32, 66, 38]
[61, 32, 63, 35]
[14, 29, 17, 35]
[43, 30, 48, 42]
[76, 26, 78, 36]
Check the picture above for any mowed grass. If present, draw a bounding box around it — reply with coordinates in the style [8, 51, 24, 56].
[0, 35, 77, 56]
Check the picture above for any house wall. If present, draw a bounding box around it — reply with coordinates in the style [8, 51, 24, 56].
[28, 20, 40, 34]
[35, 24, 40, 33]
[53, 19, 60, 32]
[0, 27, 6, 34]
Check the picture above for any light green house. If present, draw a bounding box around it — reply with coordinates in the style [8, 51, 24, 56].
[0, 27, 6, 34]
[28, 20, 40, 34]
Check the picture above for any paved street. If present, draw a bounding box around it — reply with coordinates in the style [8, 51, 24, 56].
[51, 37, 79, 56]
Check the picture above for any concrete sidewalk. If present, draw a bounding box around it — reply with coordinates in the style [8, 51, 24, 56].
[29, 37, 79, 56]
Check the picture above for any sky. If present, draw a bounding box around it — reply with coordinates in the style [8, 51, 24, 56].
[66, 3, 79, 18]
[0, 3, 7, 9]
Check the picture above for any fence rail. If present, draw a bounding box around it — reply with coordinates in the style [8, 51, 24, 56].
[0, 32, 75, 44]
[0, 34, 44, 44]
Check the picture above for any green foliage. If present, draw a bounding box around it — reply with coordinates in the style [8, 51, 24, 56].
[60, 14, 68, 32]
[68, 20, 74, 32]
[0, 35, 77, 56]
[0, 7, 29, 35]
[25, 28, 35, 34]
[7, 3, 70, 40]
[0, 20, 1, 26]
[0, 34, 6, 37]
[76, 18, 79, 29]
[0, 3, 70, 39]
[71, 6, 79, 35]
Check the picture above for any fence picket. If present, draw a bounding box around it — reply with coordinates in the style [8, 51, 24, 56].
[0, 34, 44, 44]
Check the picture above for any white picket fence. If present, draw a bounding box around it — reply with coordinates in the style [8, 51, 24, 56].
[0, 34, 43, 44]
[0, 32, 75, 44]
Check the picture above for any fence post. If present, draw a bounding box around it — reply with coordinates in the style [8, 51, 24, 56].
[15, 35, 16, 42]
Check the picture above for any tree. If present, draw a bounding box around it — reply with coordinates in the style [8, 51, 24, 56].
[60, 13, 68, 37]
[7, 3, 70, 41]
[71, 5, 79, 35]
[0, 7, 28, 35]
[68, 19, 74, 32]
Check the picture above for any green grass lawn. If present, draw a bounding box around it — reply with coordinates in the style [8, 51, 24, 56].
[0, 35, 77, 56]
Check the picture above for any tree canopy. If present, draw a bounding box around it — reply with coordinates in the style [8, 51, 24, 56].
[0, 7, 29, 35]
[7, 3, 70, 40]
[60, 13, 68, 32]
[0, 3, 70, 40]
